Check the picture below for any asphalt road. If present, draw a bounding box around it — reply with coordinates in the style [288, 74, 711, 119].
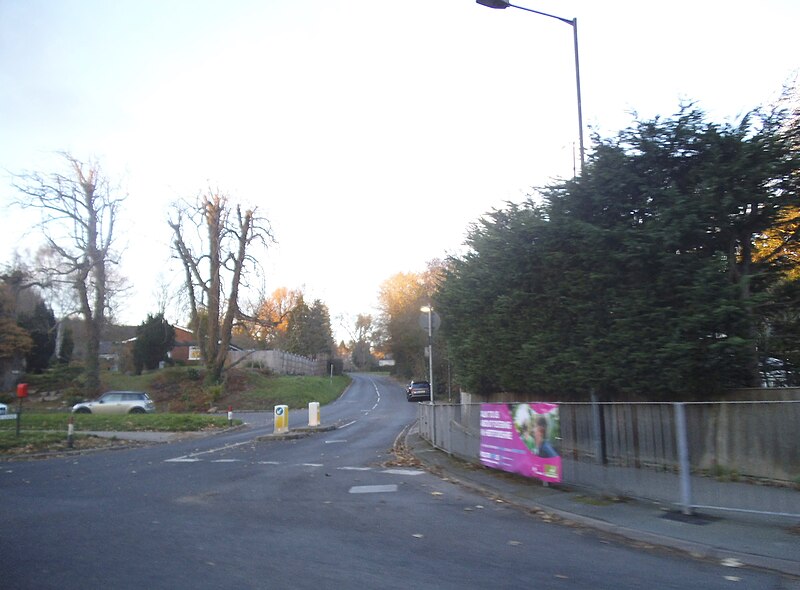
[1, 374, 794, 589]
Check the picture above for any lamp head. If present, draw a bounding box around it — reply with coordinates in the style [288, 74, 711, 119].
[476, 0, 511, 8]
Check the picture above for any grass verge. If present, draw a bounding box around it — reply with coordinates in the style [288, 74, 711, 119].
[0, 413, 240, 433]
[0, 413, 241, 457]
[0, 430, 132, 455]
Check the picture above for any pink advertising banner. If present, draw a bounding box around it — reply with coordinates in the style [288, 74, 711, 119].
[479, 403, 562, 483]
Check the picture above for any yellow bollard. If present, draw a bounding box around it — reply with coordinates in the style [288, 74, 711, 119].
[274, 405, 289, 434]
[308, 402, 320, 427]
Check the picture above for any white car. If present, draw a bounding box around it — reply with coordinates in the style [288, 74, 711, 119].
[0, 403, 7, 416]
[71, 391, 156, 414]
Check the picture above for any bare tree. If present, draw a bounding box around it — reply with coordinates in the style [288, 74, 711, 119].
[169, 190, 272, 384]
[13, 154, 125, 396]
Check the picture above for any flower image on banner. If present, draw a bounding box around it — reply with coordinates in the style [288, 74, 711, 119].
[479, 403, 562, 483]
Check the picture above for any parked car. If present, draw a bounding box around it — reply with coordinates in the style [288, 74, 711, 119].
[406, 380, 431, 402]
[72, 391, 156, 414]
[0, 402, 7, 415]
[760, 356, 797, 387]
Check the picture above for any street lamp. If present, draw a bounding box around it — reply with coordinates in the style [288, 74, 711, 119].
[420, 305, 434, 403]
[476, 0, 586, 172]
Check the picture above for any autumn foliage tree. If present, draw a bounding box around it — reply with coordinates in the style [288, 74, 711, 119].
[244, 287, 303, 349]
[377, 261, 446, 381]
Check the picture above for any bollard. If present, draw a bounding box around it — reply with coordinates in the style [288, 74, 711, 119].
[67, 416, 74, 448]
[227, 405, 233, 427]
[308, 402, 320, 427]
[274, 405, 289, 434]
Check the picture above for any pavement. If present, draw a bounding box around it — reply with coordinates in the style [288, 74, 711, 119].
[403, 427, 800, 579]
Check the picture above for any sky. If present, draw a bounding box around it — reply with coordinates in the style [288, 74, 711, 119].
[1, 0, 798, 341]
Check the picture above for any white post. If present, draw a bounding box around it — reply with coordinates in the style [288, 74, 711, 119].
[308, 402, 320, 427]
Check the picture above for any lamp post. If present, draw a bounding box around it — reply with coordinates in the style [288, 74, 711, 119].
[476, 0, 585, 172]
[420, 305, 434, 403]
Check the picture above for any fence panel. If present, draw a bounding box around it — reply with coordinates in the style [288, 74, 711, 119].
[417, 400, 799, 518]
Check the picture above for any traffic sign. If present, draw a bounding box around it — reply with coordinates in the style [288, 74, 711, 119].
[419, 311, 441, 332]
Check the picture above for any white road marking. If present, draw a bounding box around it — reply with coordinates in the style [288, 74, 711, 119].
[211, 459, 241, 463]
[349, 485, 398, 494]
[381, 469, 425, 476]
[337, 467, 371, 471]
[258, 461, 281, 465]
[163, 440, 254, 463]
[325, 440, 347, 444]
[301, 463, 323, 467]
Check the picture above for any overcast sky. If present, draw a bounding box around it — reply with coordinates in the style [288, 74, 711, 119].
[1, 0, 798, 340]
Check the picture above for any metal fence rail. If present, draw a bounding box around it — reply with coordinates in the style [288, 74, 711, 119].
[418, 400, 800, 518]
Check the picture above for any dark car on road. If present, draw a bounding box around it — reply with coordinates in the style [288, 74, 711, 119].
[406, 380, 431, 402]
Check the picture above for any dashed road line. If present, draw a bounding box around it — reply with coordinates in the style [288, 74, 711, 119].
[349, 485, 398, 494]
[162, 460, 425, 479]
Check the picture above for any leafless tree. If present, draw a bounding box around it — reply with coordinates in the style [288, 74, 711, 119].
[169, 189, 272, 384]
[12, 154, 125, 396]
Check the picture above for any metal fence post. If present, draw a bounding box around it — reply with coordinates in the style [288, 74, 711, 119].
[674, 402, 693, 515]
[431, 401, 436, 449]
[591, 391, 605, 464]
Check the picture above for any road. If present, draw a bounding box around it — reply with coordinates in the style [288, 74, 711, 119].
[1, 373, 794, 589]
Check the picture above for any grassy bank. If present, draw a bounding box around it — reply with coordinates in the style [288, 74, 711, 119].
[0, 413, 239, 433]
[0, 370, 353, 455]
[103, 368, 352, 412]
